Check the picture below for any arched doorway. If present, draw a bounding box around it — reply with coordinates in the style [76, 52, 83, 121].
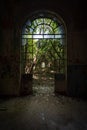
[21, 10, 67, 95]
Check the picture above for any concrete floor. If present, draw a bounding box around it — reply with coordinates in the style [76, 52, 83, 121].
[0, 93, 87, 130]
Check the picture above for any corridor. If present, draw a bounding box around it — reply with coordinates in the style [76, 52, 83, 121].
[0, 94, 87, 130]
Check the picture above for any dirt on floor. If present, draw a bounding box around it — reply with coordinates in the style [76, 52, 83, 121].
[0, 93, 87, 130]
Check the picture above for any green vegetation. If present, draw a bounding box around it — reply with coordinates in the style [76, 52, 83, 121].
[21, 18, 65, 74]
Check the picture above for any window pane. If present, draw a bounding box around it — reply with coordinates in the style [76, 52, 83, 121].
[22, 35, 32, 38]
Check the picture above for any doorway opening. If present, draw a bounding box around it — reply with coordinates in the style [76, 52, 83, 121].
[21, 11, 66, 95]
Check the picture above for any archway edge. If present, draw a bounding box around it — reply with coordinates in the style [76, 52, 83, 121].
[22, 10, 67, 33]
[20, 10, 67, 95]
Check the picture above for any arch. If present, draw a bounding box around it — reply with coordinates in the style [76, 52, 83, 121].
[21, 10, 67, 95]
